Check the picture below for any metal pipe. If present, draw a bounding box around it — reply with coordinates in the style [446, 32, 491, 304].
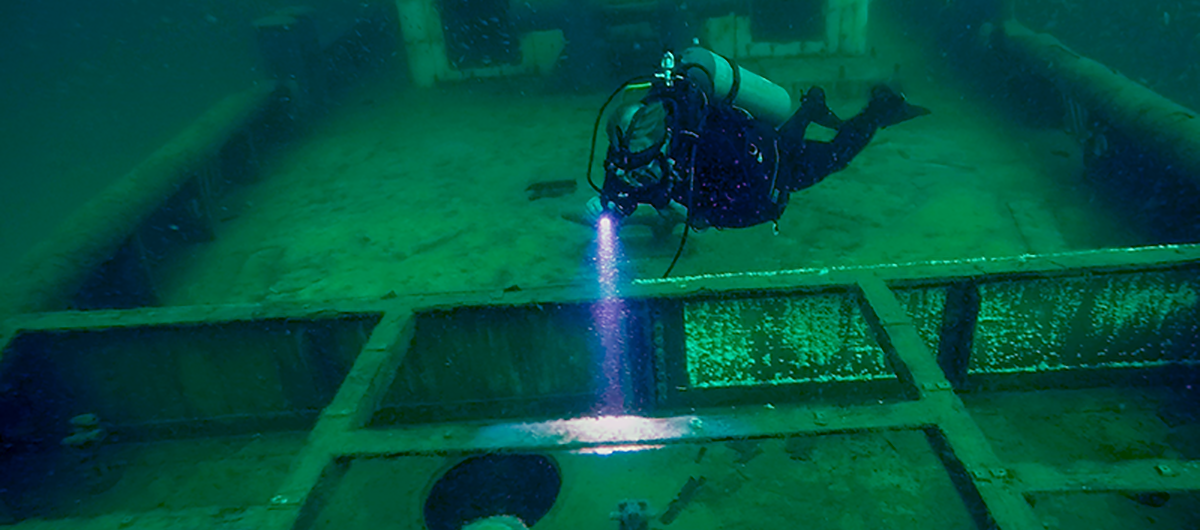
[1001, 20, 1200, 180]
[0, 84, 281, 316]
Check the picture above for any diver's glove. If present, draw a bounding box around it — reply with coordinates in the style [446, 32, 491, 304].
[582, 197, 690, 239]
[585, 196, 626, 225]
[585, 196, 605, 224]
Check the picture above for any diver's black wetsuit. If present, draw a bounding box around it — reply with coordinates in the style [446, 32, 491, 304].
[600, 69, 929, 230]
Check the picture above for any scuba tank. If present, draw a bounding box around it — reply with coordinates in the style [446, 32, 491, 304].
[679, 47, 793, 128]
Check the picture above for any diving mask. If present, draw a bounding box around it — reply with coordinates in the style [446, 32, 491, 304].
[606, 100, 670, 188]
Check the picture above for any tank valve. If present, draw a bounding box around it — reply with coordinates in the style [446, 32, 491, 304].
[656, 51, 676, 87]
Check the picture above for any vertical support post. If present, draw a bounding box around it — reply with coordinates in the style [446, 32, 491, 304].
[254, 9, 325, 116]
[217, 131, 255, 188]
[395, 0, 451, 87]
[703, 15, 741, 60]
[827, 0, 869, 56]
[182, 161, 219, 243]
[846, 0, 869, 55]
[938, 281, 981, 390]
[825, 0, 843, 55]
[556, 0, 609, 91]
[72, 233, 160, 310]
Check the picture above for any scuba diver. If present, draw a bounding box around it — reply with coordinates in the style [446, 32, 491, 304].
[583, 47, 930, 274]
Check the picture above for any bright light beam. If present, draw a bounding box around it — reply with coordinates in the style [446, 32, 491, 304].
[592, 214, 627, 416]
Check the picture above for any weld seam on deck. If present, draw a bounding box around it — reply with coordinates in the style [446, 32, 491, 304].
[859, 276, 1043, 530]
[361, 246, 1200, 312]
[634, 244, 1200, 295]
[334, 399, 934, 457]
[6, 299, 393, 332]
[321, 305, 416, 428]
[1013, 460, 1200, 494]
[263, 304, 414, 530]
[6, 245, 1199, 333]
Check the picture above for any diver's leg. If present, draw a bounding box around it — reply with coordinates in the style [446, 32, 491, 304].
[805, 87, 844, 129]
[786, 85, 929, 189]
[778, 87, 843, 143]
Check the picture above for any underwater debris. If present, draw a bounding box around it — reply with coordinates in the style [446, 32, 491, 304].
[726, 439, 764, 464]
[659, 476, 706, 525]
[784, 435, 817, 461]
[61, 413, 106, 449]
[611, 499, 653, 530]
[526, 179, 577, 200]
[1124, 491, 1170, 508]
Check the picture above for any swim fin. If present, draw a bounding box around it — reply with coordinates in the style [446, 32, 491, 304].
[864, 84, 931, 129]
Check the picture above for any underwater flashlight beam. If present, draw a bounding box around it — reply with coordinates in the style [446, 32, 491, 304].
[592, 214, 627, 416]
